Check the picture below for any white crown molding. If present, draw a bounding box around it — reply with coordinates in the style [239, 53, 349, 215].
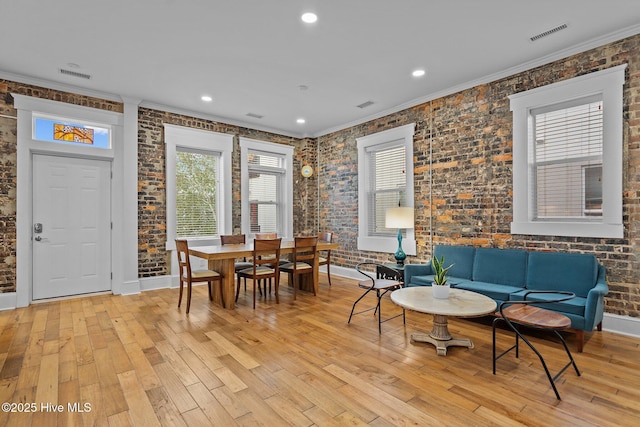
[139, 101, 303, 139]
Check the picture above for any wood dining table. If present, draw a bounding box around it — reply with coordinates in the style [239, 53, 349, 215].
[189, 239, 338, 309]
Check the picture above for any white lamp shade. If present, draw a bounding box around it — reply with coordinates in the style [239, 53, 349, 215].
[385, 207, 414, 229]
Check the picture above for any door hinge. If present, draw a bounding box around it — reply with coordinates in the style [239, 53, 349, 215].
[111, 222, 113, 230]
[111, 272, 113, 280]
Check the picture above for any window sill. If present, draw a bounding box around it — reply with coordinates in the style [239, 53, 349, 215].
[510, 221, 623, 239]
[358, 236, 417, 256]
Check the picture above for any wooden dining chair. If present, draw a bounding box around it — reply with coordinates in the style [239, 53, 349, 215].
[237, 238, 282, 309]
[317, 231, 334, 286]
[220, 234, 252, 294]
[280, 236, 318, 300]
[175, 239, 224, 313]
[254, 232, 288, 294]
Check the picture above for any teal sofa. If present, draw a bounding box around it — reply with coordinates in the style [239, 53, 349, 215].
[404, 245, 608, 352]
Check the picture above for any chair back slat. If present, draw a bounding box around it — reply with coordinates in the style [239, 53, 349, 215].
[255, 233, 277, 239]
[220, 234, 246, 245]
[293, 236, 318, 265]
[175, 239, 192, 280]
[253, 238, 282, 270]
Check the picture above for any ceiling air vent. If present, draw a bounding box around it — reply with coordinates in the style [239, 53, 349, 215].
[59, 68, 92, 79]
[356, 100, 375, 109]
[246, 112, 264, 119]
[530, 23, 568, 42]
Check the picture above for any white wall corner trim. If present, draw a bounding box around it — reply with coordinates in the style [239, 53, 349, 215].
[0, 292, 17, 311]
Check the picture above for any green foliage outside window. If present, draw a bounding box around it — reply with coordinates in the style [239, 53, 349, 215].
[176, 151, 218, 237]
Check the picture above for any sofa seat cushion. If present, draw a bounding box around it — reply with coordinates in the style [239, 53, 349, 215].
[409, 275, 470, 287]
[473, 248, 527, 287]
[509, 290, 586, 317]
[455, 281, 524, 303]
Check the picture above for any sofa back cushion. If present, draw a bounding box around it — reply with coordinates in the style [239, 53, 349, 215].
[526, 252, 598, 297]
[433, 245, 475, 280]
[473, 248, 528, 287]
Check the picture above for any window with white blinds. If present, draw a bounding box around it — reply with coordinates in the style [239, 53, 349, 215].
[239, 138, 294, 239]
[176, 149, 220, 238]
[509, 65, 625, 238]
[368, 145, 407, 235]
[532, 97, 603, 220]
[248, 150, 284, 233]
[164, 124, 233, 249]
[357, 123, 416, 254]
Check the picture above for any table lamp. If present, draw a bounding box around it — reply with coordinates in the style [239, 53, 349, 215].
[385, 206, 414, 265]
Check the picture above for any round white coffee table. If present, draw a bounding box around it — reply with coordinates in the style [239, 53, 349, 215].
[391, 287, 497, 356]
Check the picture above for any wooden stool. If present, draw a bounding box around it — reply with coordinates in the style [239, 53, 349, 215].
[492, 292, 581, 400]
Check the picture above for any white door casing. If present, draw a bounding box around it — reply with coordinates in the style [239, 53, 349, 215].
[32, 154, 112, 299]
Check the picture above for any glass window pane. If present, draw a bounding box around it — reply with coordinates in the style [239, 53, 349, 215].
[249, 172, 279, 233]
[533, 99, 603, 219]
[176, 150, 218, 237]
[368, 145, 406, 235]
[34, 117, 110, 149]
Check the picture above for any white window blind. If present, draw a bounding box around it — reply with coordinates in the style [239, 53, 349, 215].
[367, 144, 407, 235]
[176, 149, 220, 237]
[532, 96, 603, 221]
[248, 150, 284, 234]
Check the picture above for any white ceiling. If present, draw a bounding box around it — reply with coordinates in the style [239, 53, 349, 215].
[1, 0, 640, 138]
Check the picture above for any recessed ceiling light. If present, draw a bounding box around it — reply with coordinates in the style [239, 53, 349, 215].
[301, 12, 317, 24]
[201, 95, 213, 102]
[296, 118, 306, 124]
[412, 69, 426, 77]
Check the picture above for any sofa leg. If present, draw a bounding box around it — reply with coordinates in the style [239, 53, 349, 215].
[597, 321, 603, 332]
[575, 330, 584, 353]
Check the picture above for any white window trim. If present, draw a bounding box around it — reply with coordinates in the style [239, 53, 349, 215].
[164, 124, 233, 250]
[357, 123, 416, 255]
[239, 137, 294, 240]
[509, 64, 626, 238]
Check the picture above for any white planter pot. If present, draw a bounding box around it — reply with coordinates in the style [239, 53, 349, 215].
[432, 284, 450, 299]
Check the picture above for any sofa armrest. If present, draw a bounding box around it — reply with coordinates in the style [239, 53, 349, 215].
[584, 265, 609, 331]
[404, 263, 432, 286]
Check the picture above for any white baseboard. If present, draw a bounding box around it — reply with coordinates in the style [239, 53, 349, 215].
[602, 312, 640, 338]
[119, 279, 142, 295]
[0, 292, 17, 311]
[139, 275, 175, 292]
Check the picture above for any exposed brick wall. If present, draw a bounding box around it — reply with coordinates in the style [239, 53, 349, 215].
[318, 34, 640, 317]
[0, 80, 122, 293]
[137, 107, 304, 277]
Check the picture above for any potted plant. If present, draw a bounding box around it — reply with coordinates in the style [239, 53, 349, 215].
[431, 255, 453, 299]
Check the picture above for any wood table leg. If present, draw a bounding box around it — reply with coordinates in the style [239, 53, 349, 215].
[410, 314, 474, 356]
[208, 259, 235, 309]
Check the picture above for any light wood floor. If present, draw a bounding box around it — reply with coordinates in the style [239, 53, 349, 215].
[1, 274, 639, 426]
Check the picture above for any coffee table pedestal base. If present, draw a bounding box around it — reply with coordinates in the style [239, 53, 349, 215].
[410, 314, 474, 356]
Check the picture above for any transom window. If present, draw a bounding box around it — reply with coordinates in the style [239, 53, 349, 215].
[34, 116, 111, 149]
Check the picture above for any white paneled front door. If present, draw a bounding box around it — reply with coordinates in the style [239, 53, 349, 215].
[32, 154, 112, 300]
